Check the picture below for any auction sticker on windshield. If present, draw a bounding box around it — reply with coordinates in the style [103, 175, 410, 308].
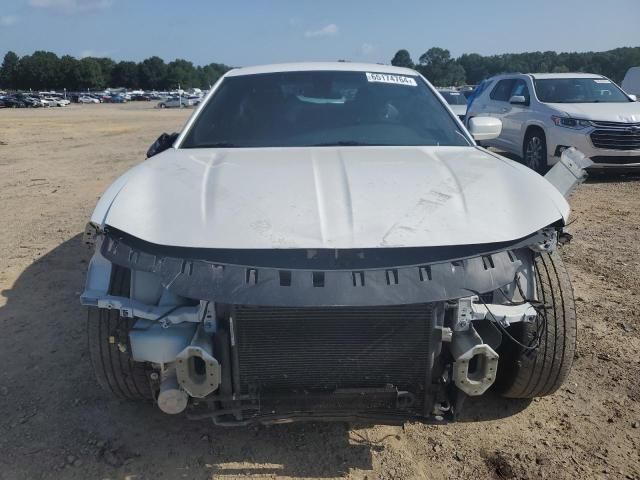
[366, 72, 417, 86]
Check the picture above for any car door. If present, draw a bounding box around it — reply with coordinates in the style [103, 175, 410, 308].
[485, 78, 516, 149]
[499, 79, 531, 152]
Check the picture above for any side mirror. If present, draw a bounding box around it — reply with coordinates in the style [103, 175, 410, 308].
[468, 116, 502, 141]
[146, 132, 179, 158]
[509, 95, 528, 105]
[629, 94, 637, 102]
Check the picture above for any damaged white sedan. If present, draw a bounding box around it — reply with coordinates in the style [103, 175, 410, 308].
[81, 63, 588, 425]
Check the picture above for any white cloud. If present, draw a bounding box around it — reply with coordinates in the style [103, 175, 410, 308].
[28, 0, 113, 13]
[304, 23, 338, 38]
[0, 15, 18, 26]
[361, 43, 375, 56]
[79, 49, 109, 58]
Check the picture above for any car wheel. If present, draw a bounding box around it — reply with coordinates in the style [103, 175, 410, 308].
[494, 250, 577, 398]
[160, 103, 166, 109]
[523, 130, 547, 174]
[87, 265, 155, 401]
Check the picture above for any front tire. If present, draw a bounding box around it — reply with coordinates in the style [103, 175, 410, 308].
[87, 265, 154, 401]
[523, 129, 548, 174]
[495, 251, 577, 398]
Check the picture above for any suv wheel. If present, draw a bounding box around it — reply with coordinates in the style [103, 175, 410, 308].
[523, 130, 547, 174]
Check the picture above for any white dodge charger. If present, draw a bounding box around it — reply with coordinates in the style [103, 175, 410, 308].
[81, 63, 585, 426]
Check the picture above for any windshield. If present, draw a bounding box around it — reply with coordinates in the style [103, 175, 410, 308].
[181, 71, 470, 148]
[440, 91, 468, 105]
[534, 78, 630, 103]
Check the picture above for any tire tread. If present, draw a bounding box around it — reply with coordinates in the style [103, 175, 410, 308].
[497, 250, 576, 398]
[87, 265, 153, 401]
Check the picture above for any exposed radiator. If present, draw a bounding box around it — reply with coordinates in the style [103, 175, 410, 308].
[233, 304, 434, 393]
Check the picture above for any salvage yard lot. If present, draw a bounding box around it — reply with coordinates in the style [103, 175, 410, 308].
[0, 103, 638, 480]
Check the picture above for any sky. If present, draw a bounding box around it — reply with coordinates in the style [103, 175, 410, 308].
[1, 0, 639, 66]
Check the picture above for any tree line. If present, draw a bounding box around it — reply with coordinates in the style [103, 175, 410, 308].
[1, 46, 639, 91]
[392, 46, 640, 86]
[0, 51, 231, 91]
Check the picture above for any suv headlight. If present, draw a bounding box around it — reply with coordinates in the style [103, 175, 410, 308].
[552, 116, 592, 129]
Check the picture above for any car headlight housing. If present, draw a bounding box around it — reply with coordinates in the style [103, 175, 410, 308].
[551, 116, 592, 129]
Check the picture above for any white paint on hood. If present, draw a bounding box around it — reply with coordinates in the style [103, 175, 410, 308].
[548, 101, 640, 123]
[91, 146, 569, 249]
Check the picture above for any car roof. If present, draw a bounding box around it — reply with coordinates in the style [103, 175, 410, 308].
[487, 72, 607, 82]
[528, 72, 606, 80]
[225, 62, 418, 77]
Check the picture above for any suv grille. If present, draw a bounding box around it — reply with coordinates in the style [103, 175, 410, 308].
[590, 156, 640, 165]
[590, 121, 640, 151]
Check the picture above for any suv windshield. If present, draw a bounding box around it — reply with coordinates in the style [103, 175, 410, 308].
[534, 78, 630, 103]
[439, 90, 468, 105]
[181, 70, 470, 148]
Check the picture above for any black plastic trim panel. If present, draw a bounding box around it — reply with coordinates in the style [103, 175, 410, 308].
[100, 232, 526, 307]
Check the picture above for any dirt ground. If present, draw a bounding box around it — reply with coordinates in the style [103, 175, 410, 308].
[0, 103, 638, 480]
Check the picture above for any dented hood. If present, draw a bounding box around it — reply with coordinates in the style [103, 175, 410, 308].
[549, 101, 640, 123]
[91, 146, 569, 249]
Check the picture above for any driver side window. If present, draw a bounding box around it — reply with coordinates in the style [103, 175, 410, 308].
[490, 79, 517, 102]
[510, 80, 530, 103]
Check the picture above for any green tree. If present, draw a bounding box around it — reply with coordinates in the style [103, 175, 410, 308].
[0, 51, 20, 89]
[198, 63, 229, 88]
[391, 49, 414, 69]
[111, 61, 139, 88]
[59, 55, 81, 90]
[16, 51, 61, 90]
[166, 59, 198, 89]
[138, 56, 167, 90]
[77, 57, 104, 90]
[417, 47, 466, 86]
[444, 62, 467, 86]
[458, 53, 489, 84]
[95, 57, 115, 84]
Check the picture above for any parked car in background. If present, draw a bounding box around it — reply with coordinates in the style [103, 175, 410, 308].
[466, 73, 640, 173]
[183, 95, 202, 106]
[622, 67, 640, 97]
[157, 97, 185, 108]
[0, 97, 28, 108]
[105, 95, 128, 103]
[38, 97, 56, 107]
[78, 95, 100, 104]
[20, 95, 45, 107]
[43, 96, 70, 107]
[438, 89, 467, 121]
[458, 85, 476, 100]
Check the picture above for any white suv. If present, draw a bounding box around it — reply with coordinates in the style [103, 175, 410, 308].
[466, 73, 640, 173]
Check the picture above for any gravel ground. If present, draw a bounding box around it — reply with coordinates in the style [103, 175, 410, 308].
[0, 103, 638, 480]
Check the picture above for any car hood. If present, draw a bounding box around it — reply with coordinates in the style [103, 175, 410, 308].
[548, 101, 640, 122]
[91, 146, 569, 249]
